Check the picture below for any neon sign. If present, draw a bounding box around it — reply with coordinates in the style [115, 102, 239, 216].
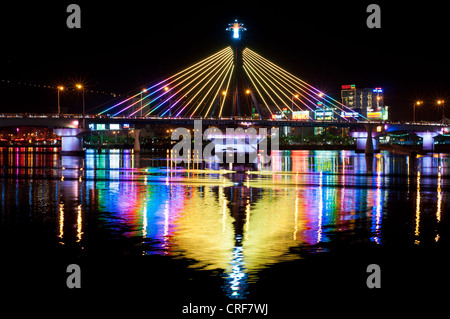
[315, 109, 333, 120]
[272, 114, 284, 120]
[341, 111, 359, 118]
[292, 111, 309, 120]
[341, 84, 356, 90]
[367, 111, 382, 118]
[373, 87, 383, 93]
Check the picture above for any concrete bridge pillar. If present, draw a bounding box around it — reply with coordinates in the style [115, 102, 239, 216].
[364, 124, 374, 155]
[349, 128, 380, 155]
[133, 129, 141, 152]
[415, 132, 439, 152]
[54, 128, 89, 155]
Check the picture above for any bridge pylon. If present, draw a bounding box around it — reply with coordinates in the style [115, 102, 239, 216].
[227, 19, 246, 117]
[54, 128, 89, 155]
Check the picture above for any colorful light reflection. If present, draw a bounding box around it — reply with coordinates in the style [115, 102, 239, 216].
[1, 149, 448, 300]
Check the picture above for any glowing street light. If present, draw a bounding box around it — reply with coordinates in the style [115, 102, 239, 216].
[164, 87, 172, 117]
[220, 90, 227, 109]
[292, 94, 299, 110]
[317, 92, 326, 124]
[57, 86, 64, 115]
[437, 100, 445, 123]
[140, 88, 147, 117]
[414, 100, 422, 123]
[76, 84, 85, 127]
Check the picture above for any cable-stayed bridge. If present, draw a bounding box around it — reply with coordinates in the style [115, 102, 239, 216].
[97, 45, 369, 122]
[1, 20, 448, 155]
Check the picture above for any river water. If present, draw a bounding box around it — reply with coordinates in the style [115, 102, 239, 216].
[1, 147, 449, 316]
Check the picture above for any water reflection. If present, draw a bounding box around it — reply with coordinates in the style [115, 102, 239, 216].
[0, 148, 448, 299]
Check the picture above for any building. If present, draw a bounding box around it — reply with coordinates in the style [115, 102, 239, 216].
[341, 84, 388, 120]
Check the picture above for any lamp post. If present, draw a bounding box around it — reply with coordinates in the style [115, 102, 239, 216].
[219, 90, 226, 117]
[76, 84, 85, 127]
[164, 86, 171, 117]
[140, 88, 147, 117]
[414, 101, 422, 123]
[437, 100, 445, 123]
[291, 94, 299, 112]
[318, 92, 325, 124]
[57, 86, 64, 116]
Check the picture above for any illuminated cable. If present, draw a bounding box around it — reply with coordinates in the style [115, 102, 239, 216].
[244, 53, 316, 119]
[219, 65, 234, 118]
[245, 48, 365, 119]
[143, 48, 233, 116]
[204, 60, 234, 117]
[243, 61, 288, 116]
[188, 58, 234, 117]
[242, 64, 273, 117]
[134, 48, 233, 116]
[155, 49, 234, 117]
[244, 49, 325, 110]
[102, 47, 231, 115]
[244, 51, 320, 119]
[169, 50, 233, 116]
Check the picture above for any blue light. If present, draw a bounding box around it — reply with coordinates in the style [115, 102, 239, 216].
[226, 19, 246, 40]
[233, 29, 239, 39]
[373, 88, 383, 93]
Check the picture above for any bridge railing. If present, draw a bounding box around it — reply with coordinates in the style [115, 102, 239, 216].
[0, 113, 447, 128]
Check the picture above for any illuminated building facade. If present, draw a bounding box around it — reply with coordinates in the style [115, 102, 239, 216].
[341, 85, 388, 120]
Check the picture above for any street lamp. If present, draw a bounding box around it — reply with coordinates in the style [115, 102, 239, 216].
[57, 86, 64, 116]
[317, 92, 326, 124]
[292, 94, 299, 110]
[414, 100, 422, 123]
[219, 90, 227, 111]
[437, 100, 445, 123]
[140, 88, 147, 117]
[76, 84, 85, 127]
[164, 87, 172, 117]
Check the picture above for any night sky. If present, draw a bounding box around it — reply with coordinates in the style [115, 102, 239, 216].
[1, 1, 448, 120]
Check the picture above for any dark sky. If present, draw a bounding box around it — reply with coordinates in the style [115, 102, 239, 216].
[1, 1, 448, 120]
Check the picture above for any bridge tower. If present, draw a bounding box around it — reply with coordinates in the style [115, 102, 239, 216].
[226, 19, 246, 117]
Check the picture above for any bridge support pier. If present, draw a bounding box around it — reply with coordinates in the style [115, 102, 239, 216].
[415, 132, 439, 152]
[364, 124, 374, 155]
[350, 131, 379, 155]
[133, 129, 141, 152]
[54, 128, 89, 155]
